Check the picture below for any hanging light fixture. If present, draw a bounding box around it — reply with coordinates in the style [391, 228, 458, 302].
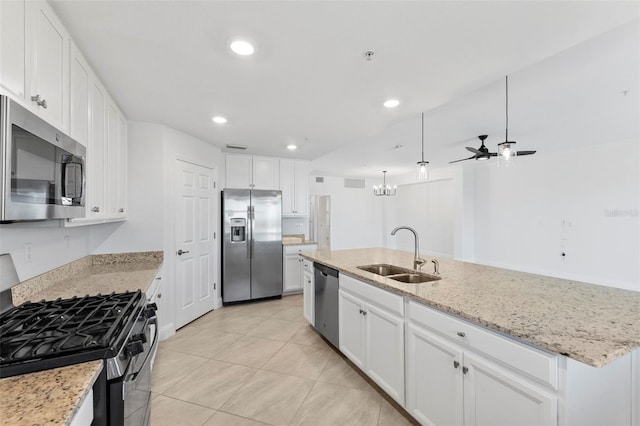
[373, 171, 396, 196]
[497, 75, 517, 166]
[417, 112, 429, 180]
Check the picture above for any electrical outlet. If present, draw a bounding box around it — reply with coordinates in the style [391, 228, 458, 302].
[24, 243, 32, 263]
[295, 223, 304, 230]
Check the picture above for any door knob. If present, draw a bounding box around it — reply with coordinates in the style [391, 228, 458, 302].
[177, 249, 190, 256]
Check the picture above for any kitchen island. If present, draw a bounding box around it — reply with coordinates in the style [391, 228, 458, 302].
[301, 247, 640, 426]
[0, 251, 163, 426]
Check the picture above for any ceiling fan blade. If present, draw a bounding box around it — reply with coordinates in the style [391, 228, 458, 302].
[466, 147, 483, 155]
[516, 150, 536, 156]
[449, 156, 476, 164]
[489, 152, 498, 157]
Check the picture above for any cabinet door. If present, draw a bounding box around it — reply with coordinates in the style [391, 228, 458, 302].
[115, 114, 127, 217]
[226, 155, 252, 188]
[279, 159, 295, 215]
[252, 156, 279, 190]
[406, 323, 464, 426]
[463, 352, 557, 426]
[303, 270, 314, 325]
[86, 79, 107, 219]
[283, 253, 302, 292]
[365, 303, 406, 405]
[69, 41, 90, 146]
[0, 0, 29, 102]
[106, 100, 118, 217]
[293, 161, 309, 215]
[338, 289, 365, 370]
[31, 0, 68, 130]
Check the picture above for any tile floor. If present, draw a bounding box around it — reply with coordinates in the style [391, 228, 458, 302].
[150, 294, 417, 426]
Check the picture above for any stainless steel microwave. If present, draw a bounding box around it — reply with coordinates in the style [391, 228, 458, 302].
[1, 95, 86, 221]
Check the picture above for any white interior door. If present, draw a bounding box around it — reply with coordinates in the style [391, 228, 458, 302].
[175, 159, 216, 328]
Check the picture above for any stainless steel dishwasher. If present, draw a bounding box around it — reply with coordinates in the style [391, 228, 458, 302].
[313, 262, 339, 348]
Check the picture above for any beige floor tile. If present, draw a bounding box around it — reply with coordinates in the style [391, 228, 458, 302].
[213, 336, 285, 368]
[271, 306, 306, 322]
[263, 342, 333, 380]
[221, 370, 314, 425]
[205, 314, 265, 334]
[378, 398, 418, 426]
[289, 325, 327, 347]
[317, 352, 373, 390]
[291, 381, 382, 426]
[151, 349, 209, 394]
[150, 395, 215, 426]
[282, 294, 304, 306]
[204, 411, 268, 426]
[163, 359, 257, 409]
[189, 308, 248, 328]
[246, 318, 304, 341]
[160, 327, 242, 358]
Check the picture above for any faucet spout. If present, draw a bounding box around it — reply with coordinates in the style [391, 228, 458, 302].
[390, 226, 426, 270]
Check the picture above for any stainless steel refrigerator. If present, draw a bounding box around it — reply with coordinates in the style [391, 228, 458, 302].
[222, 189, 283, 304]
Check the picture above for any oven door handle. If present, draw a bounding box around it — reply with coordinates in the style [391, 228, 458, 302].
[123, 317, 159, 388]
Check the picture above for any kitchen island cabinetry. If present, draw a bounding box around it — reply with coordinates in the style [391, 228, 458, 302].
[283, 244, 317, 294]
[225, 154, 279, 190]
[302, 259, 314, 324]
[406, 300, 557, 426]
[339, 274, 405, 406]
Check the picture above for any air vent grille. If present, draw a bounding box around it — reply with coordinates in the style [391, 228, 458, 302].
[344, 178, 365, 189]
[226, 144, 248, 150]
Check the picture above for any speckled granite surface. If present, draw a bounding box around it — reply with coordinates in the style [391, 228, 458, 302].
[0, 361, 103, 426]
[301, 248, 640, 368]
[12, 251, 163, 305]
[282, 234, 317, 246]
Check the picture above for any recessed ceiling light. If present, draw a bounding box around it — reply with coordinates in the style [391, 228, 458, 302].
[212, 116, 227, 124]
[287, 144, 297, 151]
[384, 99, 400, 108]
[230, 40, 255, 56]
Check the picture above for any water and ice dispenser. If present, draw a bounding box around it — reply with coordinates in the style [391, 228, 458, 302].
[230, 218, 246, 242]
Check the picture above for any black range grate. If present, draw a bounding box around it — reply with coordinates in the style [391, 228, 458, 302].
[0, 290, 143, 377]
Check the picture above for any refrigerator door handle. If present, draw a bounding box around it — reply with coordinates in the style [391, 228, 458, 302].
[247, 206, 252, 259]
[250, 205, 255, 258]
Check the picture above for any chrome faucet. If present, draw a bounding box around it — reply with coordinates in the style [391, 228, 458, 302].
[431, 259, 440, 275]
[391, 226, 426, 270]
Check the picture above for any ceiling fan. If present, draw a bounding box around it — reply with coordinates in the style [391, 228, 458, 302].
[449, 76, 537, 164]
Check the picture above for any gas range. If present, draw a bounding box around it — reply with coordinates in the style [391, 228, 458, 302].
[0, 290, 158, 425]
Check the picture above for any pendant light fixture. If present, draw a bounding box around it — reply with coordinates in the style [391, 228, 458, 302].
[373, 171, 396, 196]
[497, 75, 516, 166]
[417, 112, 429, 180]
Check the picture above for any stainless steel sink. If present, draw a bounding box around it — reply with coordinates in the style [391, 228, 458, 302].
[357, 263, 441, 284]
[357, 264, 410, 276]
[389, 273, 441, 283]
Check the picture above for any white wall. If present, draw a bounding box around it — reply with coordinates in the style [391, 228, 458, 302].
[309, 176, 384, 249]
[472, 139, 639, 291]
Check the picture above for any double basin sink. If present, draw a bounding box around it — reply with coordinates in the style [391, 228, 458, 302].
[357, 264, 441, 283]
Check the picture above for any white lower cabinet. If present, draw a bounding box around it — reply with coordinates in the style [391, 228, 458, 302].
[339, 274, 405, 405]
[283, 244, 317, 293]
[302, 260, 314, 325]
[406, 300, 558, 426]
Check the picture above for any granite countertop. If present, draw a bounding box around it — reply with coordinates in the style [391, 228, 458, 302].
[282, 234, 317, 246]
[3, 251, 163, 426]
[0, 361, 103, 426]
[301, 248, 640, 368]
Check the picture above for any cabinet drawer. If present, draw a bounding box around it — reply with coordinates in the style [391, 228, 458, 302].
[284, 244, 316, 255]
[408, 301, 558, 389]
[340, 274, 404, 317]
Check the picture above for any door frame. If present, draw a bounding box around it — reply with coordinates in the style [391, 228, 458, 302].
[169, 156, 220, 331]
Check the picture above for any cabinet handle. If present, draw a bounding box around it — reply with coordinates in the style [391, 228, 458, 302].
[453, 361, 460, 369]
[91, 206, 100, 213]
[31, 94, 47, 108]
[362, 310, 367, 316]
[456, 331, 466, 338]
[155, 277, 162, 280]
[462, 366, 469, 375]
[157, 293, 162, 298]
[118, 208, 124, 213]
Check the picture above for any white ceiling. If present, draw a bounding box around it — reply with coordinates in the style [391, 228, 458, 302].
[51, 1, 639, 177]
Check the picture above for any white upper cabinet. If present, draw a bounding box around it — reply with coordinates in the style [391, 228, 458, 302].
[225, 154, 279, 190]
[31, 0, 69, 131]
[1, 0, 69, 131]
[69, 41, 90, 146]
[85, 78, 107, 221]
[0, 0, 30, 102]
[115, 115, 127, 218]
[280, 159, 309, 216]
